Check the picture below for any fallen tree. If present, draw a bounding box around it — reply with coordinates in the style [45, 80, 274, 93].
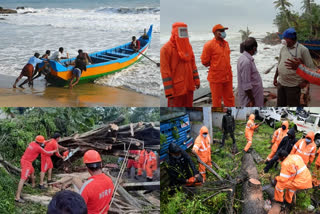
[241, 152, 266, 214]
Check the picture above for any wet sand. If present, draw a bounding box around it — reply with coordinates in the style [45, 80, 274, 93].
[0, 74, 159, 107]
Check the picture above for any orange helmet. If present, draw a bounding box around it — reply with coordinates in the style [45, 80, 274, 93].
[83, 150, 102, 164]
[35, 135, 45, 143]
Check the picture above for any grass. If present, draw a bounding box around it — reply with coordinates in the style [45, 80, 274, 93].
[161, 120, 319, 213]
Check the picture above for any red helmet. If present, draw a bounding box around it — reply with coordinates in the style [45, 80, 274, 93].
[35, 135, 45, 143]
[83, 150, 102, 164]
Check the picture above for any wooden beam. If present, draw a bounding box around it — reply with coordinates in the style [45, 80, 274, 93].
[122, 181, 160, 191]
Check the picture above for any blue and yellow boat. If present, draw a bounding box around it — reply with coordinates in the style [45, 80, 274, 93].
[40, 25, 153, 86]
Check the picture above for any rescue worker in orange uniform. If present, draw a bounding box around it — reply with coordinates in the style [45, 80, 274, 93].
[290, 131, 316, 166]
[274, 151, 312, 204]
[160, 22, 200, 107]
[312, 148, 320, 186]
[201, 24, 235, 107]
[192, 126, 212, 182]
[137, 149, 157, 181]
[15, 135, 57, 203]
[72, 150, 114, 214]
[244, 114, 260, 152]
[39, 133, 68, 189]
[266, 121, 289, 161]
[127, 150, 140, 179]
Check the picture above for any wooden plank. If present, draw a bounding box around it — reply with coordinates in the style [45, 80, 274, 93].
[122, 181, 160, 191]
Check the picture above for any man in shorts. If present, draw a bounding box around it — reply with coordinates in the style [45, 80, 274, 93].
[39, 133, 68, 189]
[69, 50, 87, 88]
[15, 135, 57, 203]
[13, 53, 47, 88]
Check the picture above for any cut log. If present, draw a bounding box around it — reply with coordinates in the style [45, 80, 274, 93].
[268, 202, 281, 214]
[122, 181, 160, 191]
[241, 152, 266, 214]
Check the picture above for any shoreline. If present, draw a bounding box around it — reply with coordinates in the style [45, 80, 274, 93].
[0, 74, 159, 107]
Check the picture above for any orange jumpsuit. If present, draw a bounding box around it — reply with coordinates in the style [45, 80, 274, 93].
[266, 121, 289, 161]
[201, 37, 234, 107]
[244, 114, 259, 152]
[274, 154, 312, 203]
[312, 148, 320, 186]
[290, 131, 316, 165]
[160, 22, 200, 107]
[192, 126, 212, 182]
[137, 150, 157, 179]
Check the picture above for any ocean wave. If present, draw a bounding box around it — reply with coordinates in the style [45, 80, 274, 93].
[96, 7, 160, 14]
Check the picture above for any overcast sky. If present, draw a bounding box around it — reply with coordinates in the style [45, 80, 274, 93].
[161, 0, 317, 34]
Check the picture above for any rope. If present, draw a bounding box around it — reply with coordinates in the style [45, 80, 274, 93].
[109, 139, 132, 208]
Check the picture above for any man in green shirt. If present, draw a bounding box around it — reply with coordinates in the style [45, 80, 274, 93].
[273, 27, 315, 106]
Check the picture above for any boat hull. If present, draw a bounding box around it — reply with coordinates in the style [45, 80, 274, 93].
[45, 47, 147, 86]
[42, 25, 153, 86]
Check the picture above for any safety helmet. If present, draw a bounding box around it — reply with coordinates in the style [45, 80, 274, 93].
[83, 150, 102, 164]
[35, 135, 45, 143]
[227, 108, 232, 115]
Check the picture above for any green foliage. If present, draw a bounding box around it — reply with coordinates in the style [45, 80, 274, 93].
[274, 121, 295, 129]
[172, 126, 180, 140]
[0, 168, 15, 214]
[296, 190, 312, 209]
[160, 187, 226, 214]
[273, 1, 320, 40]
[160, 134, 167, 145]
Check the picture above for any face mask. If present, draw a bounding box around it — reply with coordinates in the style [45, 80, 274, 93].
[288, 135, 293, 139]
[178, 27, 189, 38]
[305, 138, 311, 143]
[220, 31, 226, 39]
[282, 125, 286, 130]
[281, 39, 287, 46]
[202, 134, 207, 138]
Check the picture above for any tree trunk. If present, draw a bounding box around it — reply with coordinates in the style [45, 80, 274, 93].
[241, 153, 266, 214]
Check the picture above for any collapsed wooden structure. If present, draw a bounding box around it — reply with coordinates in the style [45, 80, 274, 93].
[54, 117, 160, 169]
[0, 117, 160, 213]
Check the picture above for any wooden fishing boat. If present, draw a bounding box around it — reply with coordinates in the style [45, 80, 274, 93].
[39, 25, 153, 86]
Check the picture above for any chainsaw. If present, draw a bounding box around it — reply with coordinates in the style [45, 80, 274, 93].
[63, 147, 80, 161]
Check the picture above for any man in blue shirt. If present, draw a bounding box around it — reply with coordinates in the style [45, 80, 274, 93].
[13, 53, 46, 88]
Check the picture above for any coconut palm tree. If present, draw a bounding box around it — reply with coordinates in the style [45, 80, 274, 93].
[239, 27, 252, 42]
[273, 0, 293, 27]
[301, 0, 315, 33]
[301, 0, 314, 14]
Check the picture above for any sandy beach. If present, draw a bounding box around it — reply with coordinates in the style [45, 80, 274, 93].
[0, 74, 159, 107]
